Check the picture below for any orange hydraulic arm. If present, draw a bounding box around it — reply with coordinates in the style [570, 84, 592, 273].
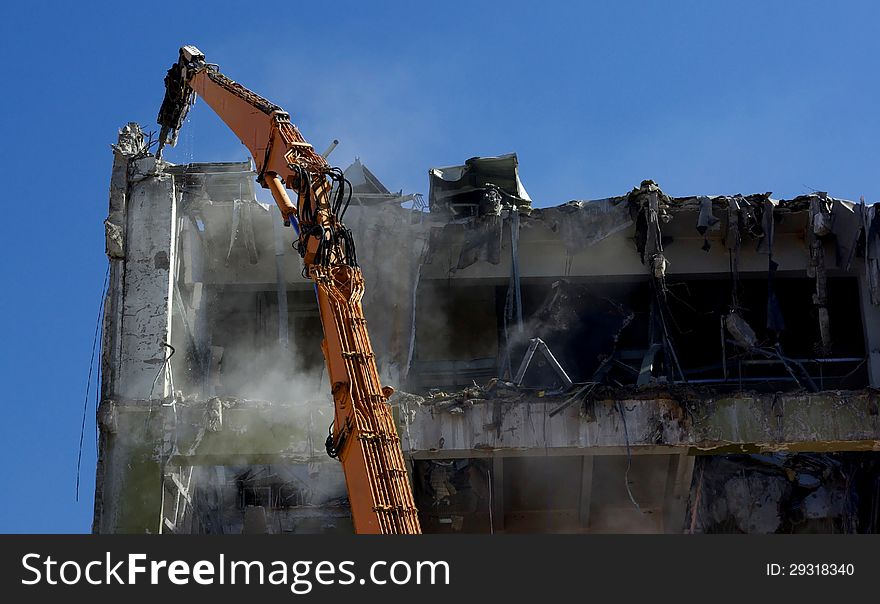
[156, 46, 420, 534]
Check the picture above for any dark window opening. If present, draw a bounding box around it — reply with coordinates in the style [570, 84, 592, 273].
[500, 275, 867, 393]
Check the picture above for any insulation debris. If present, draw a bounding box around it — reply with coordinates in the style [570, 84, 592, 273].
[428, 153, 531, 216]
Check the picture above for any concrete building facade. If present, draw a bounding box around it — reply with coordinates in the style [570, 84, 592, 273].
[94, 123, 880, 534]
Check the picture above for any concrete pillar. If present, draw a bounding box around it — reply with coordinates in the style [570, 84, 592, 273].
[857, 268, 880, 388]
[116, 159, 178, 399]
[662, 453, 695, 533]
[94, 130, 178, 533]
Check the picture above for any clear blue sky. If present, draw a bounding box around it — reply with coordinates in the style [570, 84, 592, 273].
[0, 1, 877, 533]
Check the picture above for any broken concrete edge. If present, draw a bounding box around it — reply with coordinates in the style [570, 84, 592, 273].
[397, 386, 880, 456]
[106, 126, 869, 261]
[94, 386, 880, 463]
[392, 381, 880, 409]
[408, 441, 880, 458]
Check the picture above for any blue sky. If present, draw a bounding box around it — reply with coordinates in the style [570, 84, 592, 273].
[0, 1, 877, 532]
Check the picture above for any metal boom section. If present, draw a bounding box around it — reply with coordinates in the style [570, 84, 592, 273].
[157, 46, 420, 534]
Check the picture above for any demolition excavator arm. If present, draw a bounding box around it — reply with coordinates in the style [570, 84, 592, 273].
[156, 45, 420, 534]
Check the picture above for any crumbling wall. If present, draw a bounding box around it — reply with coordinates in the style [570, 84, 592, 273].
[411, 178, 879, 397]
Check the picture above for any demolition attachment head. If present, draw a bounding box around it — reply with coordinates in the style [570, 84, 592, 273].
[156, 45, 205, 158]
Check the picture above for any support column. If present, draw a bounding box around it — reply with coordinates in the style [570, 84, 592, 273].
[663, 453, 695, 533]
[858, 269, 880, 388]
[94, 132, 178, 533]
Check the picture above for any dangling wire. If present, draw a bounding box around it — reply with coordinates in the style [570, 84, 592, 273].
[616, 401, 643, 514]
[76, 266, 109, 502]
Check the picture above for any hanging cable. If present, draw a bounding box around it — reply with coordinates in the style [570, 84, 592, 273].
[616, 401, 643, 514]
[76, 266, 109, 502]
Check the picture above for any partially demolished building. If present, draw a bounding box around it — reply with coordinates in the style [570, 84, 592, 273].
[94, 123, 880, 534]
